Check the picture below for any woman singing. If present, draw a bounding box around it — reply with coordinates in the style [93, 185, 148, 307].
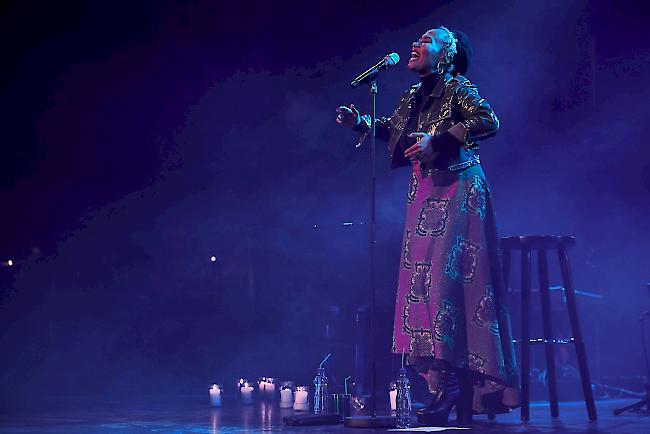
[336, 27, 520, 426]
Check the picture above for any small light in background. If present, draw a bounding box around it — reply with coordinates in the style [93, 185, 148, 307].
[7, 260, 13, 267]
[210, 256, 217, 262]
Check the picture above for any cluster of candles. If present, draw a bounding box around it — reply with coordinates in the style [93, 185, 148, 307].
[210, 377, 397, 413]
[209, 378, 310, 410]
[257, 377, 276, 395]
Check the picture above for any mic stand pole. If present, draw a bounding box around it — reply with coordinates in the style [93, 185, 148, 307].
[344, 79, 395, 428]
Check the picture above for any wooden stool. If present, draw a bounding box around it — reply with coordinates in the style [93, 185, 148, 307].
[500, 235, 597, 421]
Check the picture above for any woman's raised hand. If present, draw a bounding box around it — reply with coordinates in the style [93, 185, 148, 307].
[335, 104, 361, 128]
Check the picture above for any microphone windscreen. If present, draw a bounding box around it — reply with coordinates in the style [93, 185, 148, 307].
[386, 53, 400, 66]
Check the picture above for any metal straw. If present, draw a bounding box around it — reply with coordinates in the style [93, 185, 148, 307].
[320, 353, 332, 369]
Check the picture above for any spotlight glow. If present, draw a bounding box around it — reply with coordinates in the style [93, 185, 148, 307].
[210, 256, 217, 262]
[7, 260, 13, 267]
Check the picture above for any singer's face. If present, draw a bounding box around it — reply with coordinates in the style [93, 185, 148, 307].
[408, 29, 446, 75]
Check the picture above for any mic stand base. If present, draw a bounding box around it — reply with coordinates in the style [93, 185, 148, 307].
[282, 414, 342, 426]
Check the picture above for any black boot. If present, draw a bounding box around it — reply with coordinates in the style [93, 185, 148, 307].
[455, 373, 474, 427]
[416, 370, 461, 426]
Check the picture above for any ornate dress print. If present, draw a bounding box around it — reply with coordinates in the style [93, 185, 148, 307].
[392, 162, 520, 410]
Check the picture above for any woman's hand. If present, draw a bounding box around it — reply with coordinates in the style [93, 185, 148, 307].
[405, 132, 436, 162]
[335, 104, 361, 128]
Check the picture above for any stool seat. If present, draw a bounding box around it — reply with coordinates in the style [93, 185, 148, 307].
[500, 235, 575, 250]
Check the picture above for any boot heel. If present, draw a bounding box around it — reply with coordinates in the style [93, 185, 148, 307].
[455, 376, 473, 426]
[416, 370, 468, 427]
[417, 406, 452, 427]
[455, 401, 472, 426]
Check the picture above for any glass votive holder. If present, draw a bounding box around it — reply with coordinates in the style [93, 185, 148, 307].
[293, 385, 309, 411]
[279, 382, 294, 408]
[389, 381, 397, 413]
[265, 377, 276, 397]
[240, 381, 254, 404]
[209, 384, 222, 407]
[331, 393, 351, 421]
[258, 377, 268, 393]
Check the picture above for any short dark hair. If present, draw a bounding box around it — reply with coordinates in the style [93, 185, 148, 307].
[451, 30, 473, 76]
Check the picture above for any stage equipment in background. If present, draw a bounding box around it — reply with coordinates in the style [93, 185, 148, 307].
[507, 284, 604, 403]
[613, 281, 650, 415]
[501, 235, 597, 421]
[343, 52, 400, 430]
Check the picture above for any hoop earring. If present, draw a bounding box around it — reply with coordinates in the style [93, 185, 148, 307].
[436, 61, 448, 75]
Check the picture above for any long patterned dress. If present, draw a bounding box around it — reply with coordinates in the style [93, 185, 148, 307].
[392, 160, 520, 411]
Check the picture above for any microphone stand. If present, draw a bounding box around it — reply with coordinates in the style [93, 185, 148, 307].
[344, 79, 395, 428]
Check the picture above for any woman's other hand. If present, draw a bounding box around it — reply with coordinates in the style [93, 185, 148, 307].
[405, 132, 435, 162]
[335, 104, 361, 128]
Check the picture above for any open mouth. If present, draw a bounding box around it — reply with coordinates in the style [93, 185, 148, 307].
[409, 51, 420, 62]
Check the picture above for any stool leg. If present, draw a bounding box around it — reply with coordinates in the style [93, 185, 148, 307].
[557, 246, 597, 421]
[537, 249, 559, 418]
[502, 248, 512, 291]
[521, 248, 531, 422]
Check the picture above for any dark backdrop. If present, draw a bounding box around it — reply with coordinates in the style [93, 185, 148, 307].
[1, 0, 649, 408]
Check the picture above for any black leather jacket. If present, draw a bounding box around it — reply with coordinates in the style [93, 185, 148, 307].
[354, 73, 499, 173]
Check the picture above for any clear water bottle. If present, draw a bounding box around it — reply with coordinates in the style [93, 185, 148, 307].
[395, 368, 412, 428]
[313, 367, 329, 414]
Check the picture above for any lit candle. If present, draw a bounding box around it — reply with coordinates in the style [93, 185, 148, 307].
[280, 382, 293, 408]
[389, 389, 397, 412]
[209, 384, 222, 407]
[293, 386, 309, 411]
[265, 378, 276, 396]
[258, 377, 267, 394]
[241, 382, 254, 404]
[389, 380, 397, 412]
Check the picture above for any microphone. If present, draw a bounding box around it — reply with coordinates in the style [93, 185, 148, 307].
[350, 53, 400, 88]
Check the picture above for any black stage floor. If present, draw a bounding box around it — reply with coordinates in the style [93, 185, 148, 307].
[1, 397, 649, 433]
